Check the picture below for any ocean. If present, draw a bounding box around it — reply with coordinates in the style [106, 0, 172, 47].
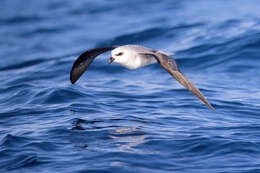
[1, 0, 260, 172]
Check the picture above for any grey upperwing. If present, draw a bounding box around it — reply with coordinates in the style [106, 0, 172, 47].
[140, 51, 215, 110]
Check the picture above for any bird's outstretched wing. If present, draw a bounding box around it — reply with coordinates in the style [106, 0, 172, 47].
[70, 46, 118, 84]
[140, 51, 215, 110]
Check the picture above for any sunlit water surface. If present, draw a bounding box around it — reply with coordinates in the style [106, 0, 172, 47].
[1, 0, 260, 172]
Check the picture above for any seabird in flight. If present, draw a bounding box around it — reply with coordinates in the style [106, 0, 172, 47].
[70, 45, 215, 110]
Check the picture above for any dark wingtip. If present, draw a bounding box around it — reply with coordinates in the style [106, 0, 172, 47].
[70, 59, 84, 84]
[70, 72, 77, 84]
[69, 46, 118, 84]
[208, 103, 216, 111]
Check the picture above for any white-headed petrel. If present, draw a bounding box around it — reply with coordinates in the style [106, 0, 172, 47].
[70, 45, 215, 110]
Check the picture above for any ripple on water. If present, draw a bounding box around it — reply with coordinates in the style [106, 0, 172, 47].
[1, 0, 260, 173]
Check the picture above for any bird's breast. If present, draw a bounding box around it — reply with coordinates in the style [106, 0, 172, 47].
[125, 55, 156, 69]
[116, 54, 156, 69]
[136, 54, 157, 68]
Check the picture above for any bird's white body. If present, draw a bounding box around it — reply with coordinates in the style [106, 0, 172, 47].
[111, 45, 157, 69]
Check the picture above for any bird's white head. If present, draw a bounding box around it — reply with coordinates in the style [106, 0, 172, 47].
[109, 46, 131, 65]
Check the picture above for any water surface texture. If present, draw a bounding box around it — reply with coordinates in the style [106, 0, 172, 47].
[1, 0, 260, 172]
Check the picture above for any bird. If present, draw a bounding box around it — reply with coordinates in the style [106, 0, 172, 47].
[70, 45, 215, 110]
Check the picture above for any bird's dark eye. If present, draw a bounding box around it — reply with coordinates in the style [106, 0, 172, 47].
[116, 52, 123, 56]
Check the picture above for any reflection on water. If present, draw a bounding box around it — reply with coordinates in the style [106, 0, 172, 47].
[110, 127, 147, 153]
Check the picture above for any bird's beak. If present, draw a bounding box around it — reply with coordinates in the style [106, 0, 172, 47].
[108, 57, 115, 64]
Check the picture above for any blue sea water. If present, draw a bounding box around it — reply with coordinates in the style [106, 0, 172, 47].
[1, 0, 260, 172]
